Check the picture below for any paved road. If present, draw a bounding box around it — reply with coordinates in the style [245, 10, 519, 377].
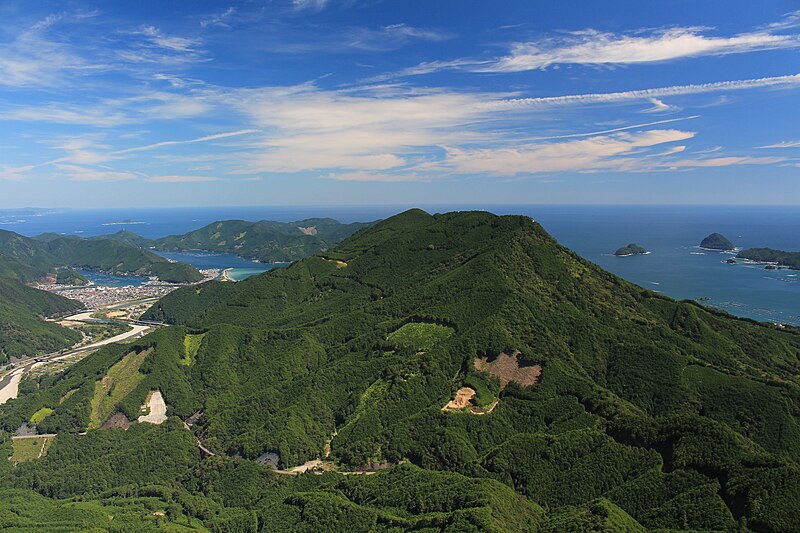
[0, 311, 159, 405]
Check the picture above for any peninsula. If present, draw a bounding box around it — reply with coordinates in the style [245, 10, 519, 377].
[737, 247, 800, 270]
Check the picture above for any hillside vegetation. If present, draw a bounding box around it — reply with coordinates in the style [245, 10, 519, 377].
[0, 228, 202, 283]
[2, 210, 800, 530]
[0, 278, 82, 360]
[738, 247, 800, 269]
[101, 217, 373, 263]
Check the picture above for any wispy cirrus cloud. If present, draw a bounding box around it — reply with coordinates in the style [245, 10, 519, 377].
[145, 175, 218, 183]
[370, 13, 800, 81]
[325, 171, 423, 182]
[478, 28, 800, 72]
[344, 24, 453, 51]
[640, 98, 681, 114]
[0, 165, 36, 181]
[117, 25, 207, 65]
[292, 0, 329, 11]
[200, 7, 236, 29]
[485, 73, 800, 109]
[115, 129, 260, 154]
[0, 11, 104, 88]
[55, 164, 139, 182]
[757, 140, 800, 149]
[440, 129, 696, 176]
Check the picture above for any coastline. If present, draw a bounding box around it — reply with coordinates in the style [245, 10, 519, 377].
[219, 268, 235, 282]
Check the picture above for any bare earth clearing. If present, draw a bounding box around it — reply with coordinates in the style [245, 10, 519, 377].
[443, 351, 542, 415]
[442, 387, 476, 411]
[474, 351, 542, 389]
[138, 390, 168, 425]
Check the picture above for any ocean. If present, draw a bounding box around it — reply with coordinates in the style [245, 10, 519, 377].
[2, 205, 798, 324]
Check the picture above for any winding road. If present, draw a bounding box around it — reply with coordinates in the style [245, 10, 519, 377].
[0, 309, 159, 405]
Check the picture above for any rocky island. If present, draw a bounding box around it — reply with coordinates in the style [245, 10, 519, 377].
[700, 232, 735, 251]
[614, 243, 649, 256]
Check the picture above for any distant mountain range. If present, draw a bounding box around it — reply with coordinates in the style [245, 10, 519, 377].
[0, 229, 202, 284]
[100, 218, 374, 263]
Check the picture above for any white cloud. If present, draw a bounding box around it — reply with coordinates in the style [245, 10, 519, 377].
[0, 165, 35, 181]
[487, 73, 800, 109]
[481, 28, 799, 72]
[293, 0, 329, 11]
[763, 10, 800, 31]
[56, 164, 138, 182]
[664, 156, 787, 168]
[230, 84, 494, 173]
[441, 129, 695, 176]
[640, 98, 680, 114]
[0, 13, 104, 88]
[115, 129, 260, 154]
[201, 7, 236, 29]
[137, 26, 199, 52]
[146, 175, 218, 183]
[345, 24, 453, 51]
[373, 15, 800, 80]
[325, 171, 423, 182]
[757, 140, 800, 149]
[118, 26, 206, 65]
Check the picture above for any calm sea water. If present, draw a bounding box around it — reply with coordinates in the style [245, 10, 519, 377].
[3, 205, 798, 324]
[153, 250, 287, 281]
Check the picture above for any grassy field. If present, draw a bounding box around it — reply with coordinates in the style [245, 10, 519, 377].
[29, 407, 54, 425]
[182, 333, 205, 366]
[10, 437, 52, 463]
[88, 349, 149, 429]
[387, 322, 454, 351]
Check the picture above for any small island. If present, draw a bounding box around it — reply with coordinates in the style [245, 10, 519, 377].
[614, 243, 649, 257]
[700, 233, 735, 251]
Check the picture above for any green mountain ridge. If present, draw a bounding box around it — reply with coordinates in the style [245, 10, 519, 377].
[2, 209, 800, 531]
[0, 228, 202, 283]
[0, 278, 83, 360]
[99, 217, 374, 263]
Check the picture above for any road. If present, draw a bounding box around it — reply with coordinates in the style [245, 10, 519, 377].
[0, 308, 161, 405]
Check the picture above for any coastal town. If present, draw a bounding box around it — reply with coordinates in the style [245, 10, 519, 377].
[32, 268, 222, 308]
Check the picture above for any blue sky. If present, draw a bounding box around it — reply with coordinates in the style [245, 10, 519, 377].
[1, 0, 799, 207]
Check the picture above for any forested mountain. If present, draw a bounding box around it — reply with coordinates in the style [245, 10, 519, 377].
[0, 278, 82, 361]
[0, 229, 202, 283]
[3, 210, 800, 530]
[105, 218, 374, 263]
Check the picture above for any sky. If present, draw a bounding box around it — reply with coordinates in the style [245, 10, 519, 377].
[1, 0, 799, 208]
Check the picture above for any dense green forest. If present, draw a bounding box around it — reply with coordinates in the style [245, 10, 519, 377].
[55, 268, 89, 286]
[101, 217, 373, 263]
[0, 277, 82, 360]
[0, 228, 202, 283]
[2, 210, 800, 530]
[737, 247, 800, 269]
